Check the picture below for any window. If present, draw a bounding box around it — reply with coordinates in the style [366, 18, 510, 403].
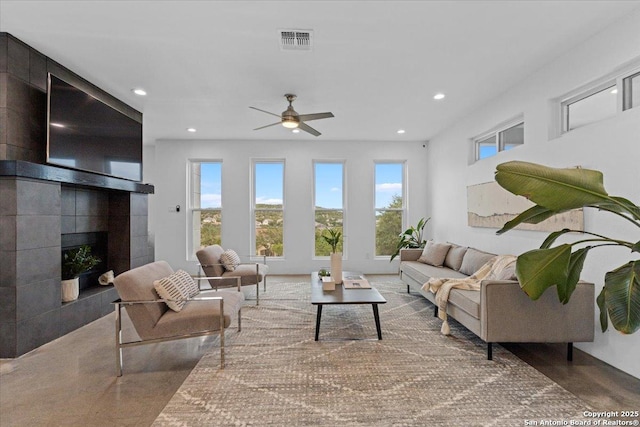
[563, 83, 617, 132]
[190, 161, 222, 256]
[253, 161, 284, 257]
[474, 121, 524, 161]
[314, 162, 344, 257]
[623, 71, 640, 111]
[374, 162, 405, 257]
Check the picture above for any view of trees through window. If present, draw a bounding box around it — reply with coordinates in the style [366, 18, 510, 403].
[375, 163, 404, 256]
[314, 162, 344, 256]
[192, 162, 222, 254]
[254, 162, 284, 257]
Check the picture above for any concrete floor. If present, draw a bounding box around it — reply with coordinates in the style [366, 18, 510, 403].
[1, 275, 638, 426]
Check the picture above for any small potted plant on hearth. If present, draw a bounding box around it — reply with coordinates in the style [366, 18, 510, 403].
[61, 245, 101, 302]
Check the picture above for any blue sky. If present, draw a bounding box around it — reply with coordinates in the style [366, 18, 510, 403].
[199, 161, 403, 209]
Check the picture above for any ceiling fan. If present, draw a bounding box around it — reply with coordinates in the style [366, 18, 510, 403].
[250, 94, 334, 137]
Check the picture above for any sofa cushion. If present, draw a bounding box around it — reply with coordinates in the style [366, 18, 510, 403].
[401, 261, 467, 285]
[459, 248, 497, 276]
[222, 263, 269, 286]
[444, 244, 468, 271]
[448, 289, 480, 320]
[417, 241, 451, 267]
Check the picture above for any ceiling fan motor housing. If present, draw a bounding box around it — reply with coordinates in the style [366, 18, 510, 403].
[281, 105, 300, 128]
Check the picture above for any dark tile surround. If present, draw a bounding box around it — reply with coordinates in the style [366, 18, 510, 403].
[0, 33, 154, 358]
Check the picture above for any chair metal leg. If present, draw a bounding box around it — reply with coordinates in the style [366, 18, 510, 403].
[255, 264, 260, 305]
[567, 342, 573, 361]
[487, 342, 493, 360]
[115, 303, 123, 377]
[238, 307, 242, 331]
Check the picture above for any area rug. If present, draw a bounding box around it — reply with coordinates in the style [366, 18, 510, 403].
[153, 279, 591, 426]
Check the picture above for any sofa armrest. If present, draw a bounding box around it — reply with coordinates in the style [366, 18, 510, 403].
[400, 248, 423, 262]
[480, 280, 595, 344]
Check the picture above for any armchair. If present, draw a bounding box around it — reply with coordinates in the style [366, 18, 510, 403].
[196, 245, 268, 305]
[112, 260, 244, 376]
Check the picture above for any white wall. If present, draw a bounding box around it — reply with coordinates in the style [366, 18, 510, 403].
[150, 139, 428, 275]
[426, 9, 640, 378]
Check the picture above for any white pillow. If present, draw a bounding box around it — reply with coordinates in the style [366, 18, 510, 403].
[174, 269, 200, 298]
[220, 249, 241, 271]
[154, 274, 188, 312]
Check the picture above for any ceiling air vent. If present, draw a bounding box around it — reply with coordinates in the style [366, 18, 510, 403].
[279, 29, 313, 51]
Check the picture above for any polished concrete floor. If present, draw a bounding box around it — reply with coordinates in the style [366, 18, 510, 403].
[1, 275, 638, 426]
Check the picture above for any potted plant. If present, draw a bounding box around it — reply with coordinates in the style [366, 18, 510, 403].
[61, 245, 101, 302]
[322, 228, 343, 285]
[389, 217, 430, 261]
[495, 161, 639, 334]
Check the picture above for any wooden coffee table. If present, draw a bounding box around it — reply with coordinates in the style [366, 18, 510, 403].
[310, 271, 387, 341]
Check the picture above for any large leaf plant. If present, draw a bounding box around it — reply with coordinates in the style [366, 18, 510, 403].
[495, 161, 640, 334]
[390, 217, 430, 262]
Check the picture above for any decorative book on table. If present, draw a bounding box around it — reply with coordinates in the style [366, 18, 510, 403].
[343, 276, 371, 289]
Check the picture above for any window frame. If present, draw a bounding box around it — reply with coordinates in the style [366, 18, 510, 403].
[251, 159, 285, 259]
[473, 118, 524, 161]
[373, 161, 406, 259]
[188, 160, 223, 261]
[561, 79, 616, 133]
[313, 160, 346, 259]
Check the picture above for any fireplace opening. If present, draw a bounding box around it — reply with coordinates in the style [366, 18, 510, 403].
[61, 232, 109, 291]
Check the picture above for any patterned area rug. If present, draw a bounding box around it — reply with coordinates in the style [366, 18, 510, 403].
[154, 279, 591, 426]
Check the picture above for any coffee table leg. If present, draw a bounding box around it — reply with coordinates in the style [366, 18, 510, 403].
[372, 304, 382, 340]
[315, 305, 323, 341]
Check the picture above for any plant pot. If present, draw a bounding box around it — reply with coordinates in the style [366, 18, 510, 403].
[61, 277, 79, 302]
[330, 252, 343, 285]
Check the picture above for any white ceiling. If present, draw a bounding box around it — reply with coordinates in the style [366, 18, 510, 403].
[1, 1, 639, 144]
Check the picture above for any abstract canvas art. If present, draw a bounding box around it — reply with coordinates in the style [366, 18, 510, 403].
[467, 181, 583, 231]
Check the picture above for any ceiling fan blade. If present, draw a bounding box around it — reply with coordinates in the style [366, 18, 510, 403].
[298, 122, 321, 137]
[253, 122, 281, 131]
[298, 112, 334, 122]
[249, 106, 282, 118]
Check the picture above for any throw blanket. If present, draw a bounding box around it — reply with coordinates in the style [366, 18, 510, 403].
[422, 255, 517, 335]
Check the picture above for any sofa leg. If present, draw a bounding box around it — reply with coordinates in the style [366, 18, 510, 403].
[487, 342, 493, 360]
[567, 342, 573, 361]
[434, 306, 438, 317]
[407, 284, 410, 294]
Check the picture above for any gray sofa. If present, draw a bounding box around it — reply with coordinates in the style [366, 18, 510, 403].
[399, 245, 595, 360]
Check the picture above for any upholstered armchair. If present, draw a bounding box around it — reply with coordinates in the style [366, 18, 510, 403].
[112, 260, 244, 376]
[196, 245, 268, 305]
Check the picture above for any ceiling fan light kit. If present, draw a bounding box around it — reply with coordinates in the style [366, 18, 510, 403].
[250, 94, 334, 137]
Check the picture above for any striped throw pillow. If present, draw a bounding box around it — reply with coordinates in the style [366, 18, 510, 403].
[154, 269, 198, 312]
[220, 249, 241, 272]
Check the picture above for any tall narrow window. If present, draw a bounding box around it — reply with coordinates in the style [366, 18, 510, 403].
[253, 161, 284, 257]
[375, 162, 404, 257]
[190, 161, 222, 256]
[314, 162, 344, 257]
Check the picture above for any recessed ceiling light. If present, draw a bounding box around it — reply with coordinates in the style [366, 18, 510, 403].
[397, 129, 405, 134]
[292, 129, 300, 133]
[610, 88, 618, 94]
[132, 88, 147, 96]
[433, 93, 445, 100]
[50, 122, 65, 128]
[186, 128, 197, 133]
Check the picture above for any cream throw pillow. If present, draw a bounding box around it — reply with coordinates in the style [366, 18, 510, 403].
[220, 249, 241, 271]
[154, 273, 188, 312]
[417, 241, 452, 267]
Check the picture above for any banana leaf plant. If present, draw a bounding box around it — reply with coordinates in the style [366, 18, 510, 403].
[494, 161, 640, 334]
[390, 217, 430, 262]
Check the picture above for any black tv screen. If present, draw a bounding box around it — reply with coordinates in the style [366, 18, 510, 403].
[47, 74, 143, 181]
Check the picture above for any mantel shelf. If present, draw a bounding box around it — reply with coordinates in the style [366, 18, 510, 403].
[0, 160, 154, 194]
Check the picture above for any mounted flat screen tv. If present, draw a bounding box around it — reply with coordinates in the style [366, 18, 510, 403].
[47, 74, 143, 181]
